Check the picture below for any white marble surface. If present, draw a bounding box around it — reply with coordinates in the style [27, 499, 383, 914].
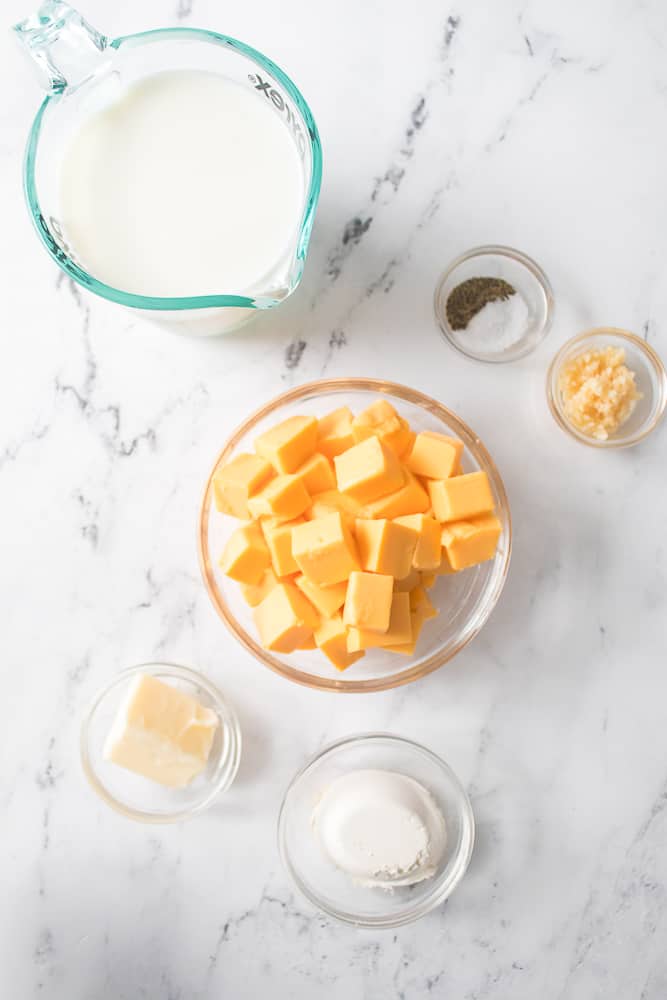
[2, 0, 667, 996]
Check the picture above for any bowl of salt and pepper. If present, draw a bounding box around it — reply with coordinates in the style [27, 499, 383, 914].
[434, 244, 554, 363]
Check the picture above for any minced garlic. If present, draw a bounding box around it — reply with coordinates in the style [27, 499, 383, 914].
[558, 346, 642, 440]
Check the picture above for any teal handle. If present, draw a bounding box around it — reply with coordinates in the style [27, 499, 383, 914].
[14, 1, 108, 94]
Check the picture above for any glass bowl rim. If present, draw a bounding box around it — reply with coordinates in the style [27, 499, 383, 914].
[80, 661, 242, 823]
[433, 243, 555, 364]
[197, 377, 512, 694]
[546, 327, 667, 449]
[276, 731, 475, 928]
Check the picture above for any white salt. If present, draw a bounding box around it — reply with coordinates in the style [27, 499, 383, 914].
[460, 292, 530, 354]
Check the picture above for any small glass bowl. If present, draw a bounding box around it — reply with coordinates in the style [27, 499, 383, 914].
[198, 378, 512, 693]
[277, 733, 474, 928]
[81, 663, 241, 823]
[434, 245, 554, 363]
[547, 328, 667, 448]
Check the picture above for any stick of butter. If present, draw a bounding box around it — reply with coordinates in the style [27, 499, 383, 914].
[104, 674, 218, 788]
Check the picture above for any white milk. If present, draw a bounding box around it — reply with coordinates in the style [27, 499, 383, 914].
[59, 70, 304, 298]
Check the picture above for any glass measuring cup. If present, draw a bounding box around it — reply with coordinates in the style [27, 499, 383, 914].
[14, 2, 322, 335]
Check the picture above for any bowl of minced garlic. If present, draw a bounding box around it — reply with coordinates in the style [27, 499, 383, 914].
[547, 328, 666, 447]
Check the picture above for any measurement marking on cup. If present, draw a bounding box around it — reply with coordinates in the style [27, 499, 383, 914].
[248, 74, 306, 158]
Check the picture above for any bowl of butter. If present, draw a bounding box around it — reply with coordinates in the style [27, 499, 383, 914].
[81, 663, 241, 822]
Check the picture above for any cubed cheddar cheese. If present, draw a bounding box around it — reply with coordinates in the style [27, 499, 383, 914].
[343, 571, 393, 633]
[354, 518, 418, 580]
[253, 582, 320, 653]
[255, 415, 317, 473]
[212, 453, 274, 519]
[295, 574, 347, 617]
[247, 474, 311, 521]
[394, 514, 442, 570]
[219, 521, 270, 585]
[317, 407, 356, 459]
[409, 585, 438, 619]
[361, 469, 429, 519]
[393, 566, 422, 592]
[334, 436, 404, 504]
[347, 591, 412, 652]
[292, 512, 360, 585]
[294, 452, 336, 495]
[261, 517, 303, 577]
[315, 615, 365, 671]
[385, 607, 429, 655]
[441, 513, 502, 570]
[405, 432, 463, 480]
[435, 549, 458, 576]
[351, 400, 415, 456]
[306, 489, 362, 529]
[239, 568, 279, 607]
[216, 399, 494, 674]
[427, 470, 494, 522]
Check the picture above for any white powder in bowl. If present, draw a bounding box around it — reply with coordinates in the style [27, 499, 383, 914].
[459, 292, 530, 354]
[311, 769, 447, 889]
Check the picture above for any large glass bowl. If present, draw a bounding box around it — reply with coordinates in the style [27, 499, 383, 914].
[198, 379, 512, 692]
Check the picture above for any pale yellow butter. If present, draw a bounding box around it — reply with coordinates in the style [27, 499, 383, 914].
[104, 674, 218, 788]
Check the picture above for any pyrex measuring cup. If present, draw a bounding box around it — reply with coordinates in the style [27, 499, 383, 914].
[15, 2, 322, 335]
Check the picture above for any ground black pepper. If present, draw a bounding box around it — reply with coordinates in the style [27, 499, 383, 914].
[446, 277, 516, 331]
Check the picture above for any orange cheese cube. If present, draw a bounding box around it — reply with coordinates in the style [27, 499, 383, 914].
[306, 490, 362, 529]
[253, 582, 319, 653]
[295, 634, 317, 650]
[294, 452, 336, 495]
[255, 415, 317, 474]
[427, 470, 494, 522]
[212, 453, 274, 519]
[420, 571, 437, 589]
[409, 585, 438, 619]
[393, 567, 422, 592]
[239, 568, 279, 607]
[343, 571, 393, 633]
[441, 513, 502, 570]
[317, 407, 356, 459]
[435, 549, 458, 576]
[292, 512, 360, 585]
[394, 514, 442, 570]
[220, 521, 270, 585]
[351, 401, 415, 456]
[261, 517, 303, 577]
[361, 469, 429, 519]
[385, 608, 429, 655]
[334, 436, 404, 504]
[354, 518, 418, 580]
[247, 474, 311, 521]
[314, 615, 365, 671]
[295, 574, 347, 617]
[395, 422, 416, 458]
[405, 432, 463, 480]
[347, 592, 412, 652]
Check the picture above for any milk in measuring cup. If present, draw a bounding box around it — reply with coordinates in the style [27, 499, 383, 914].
[59, 70, 305, 298]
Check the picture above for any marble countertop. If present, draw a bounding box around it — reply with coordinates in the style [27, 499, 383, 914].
[2, 0, 667, 996]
